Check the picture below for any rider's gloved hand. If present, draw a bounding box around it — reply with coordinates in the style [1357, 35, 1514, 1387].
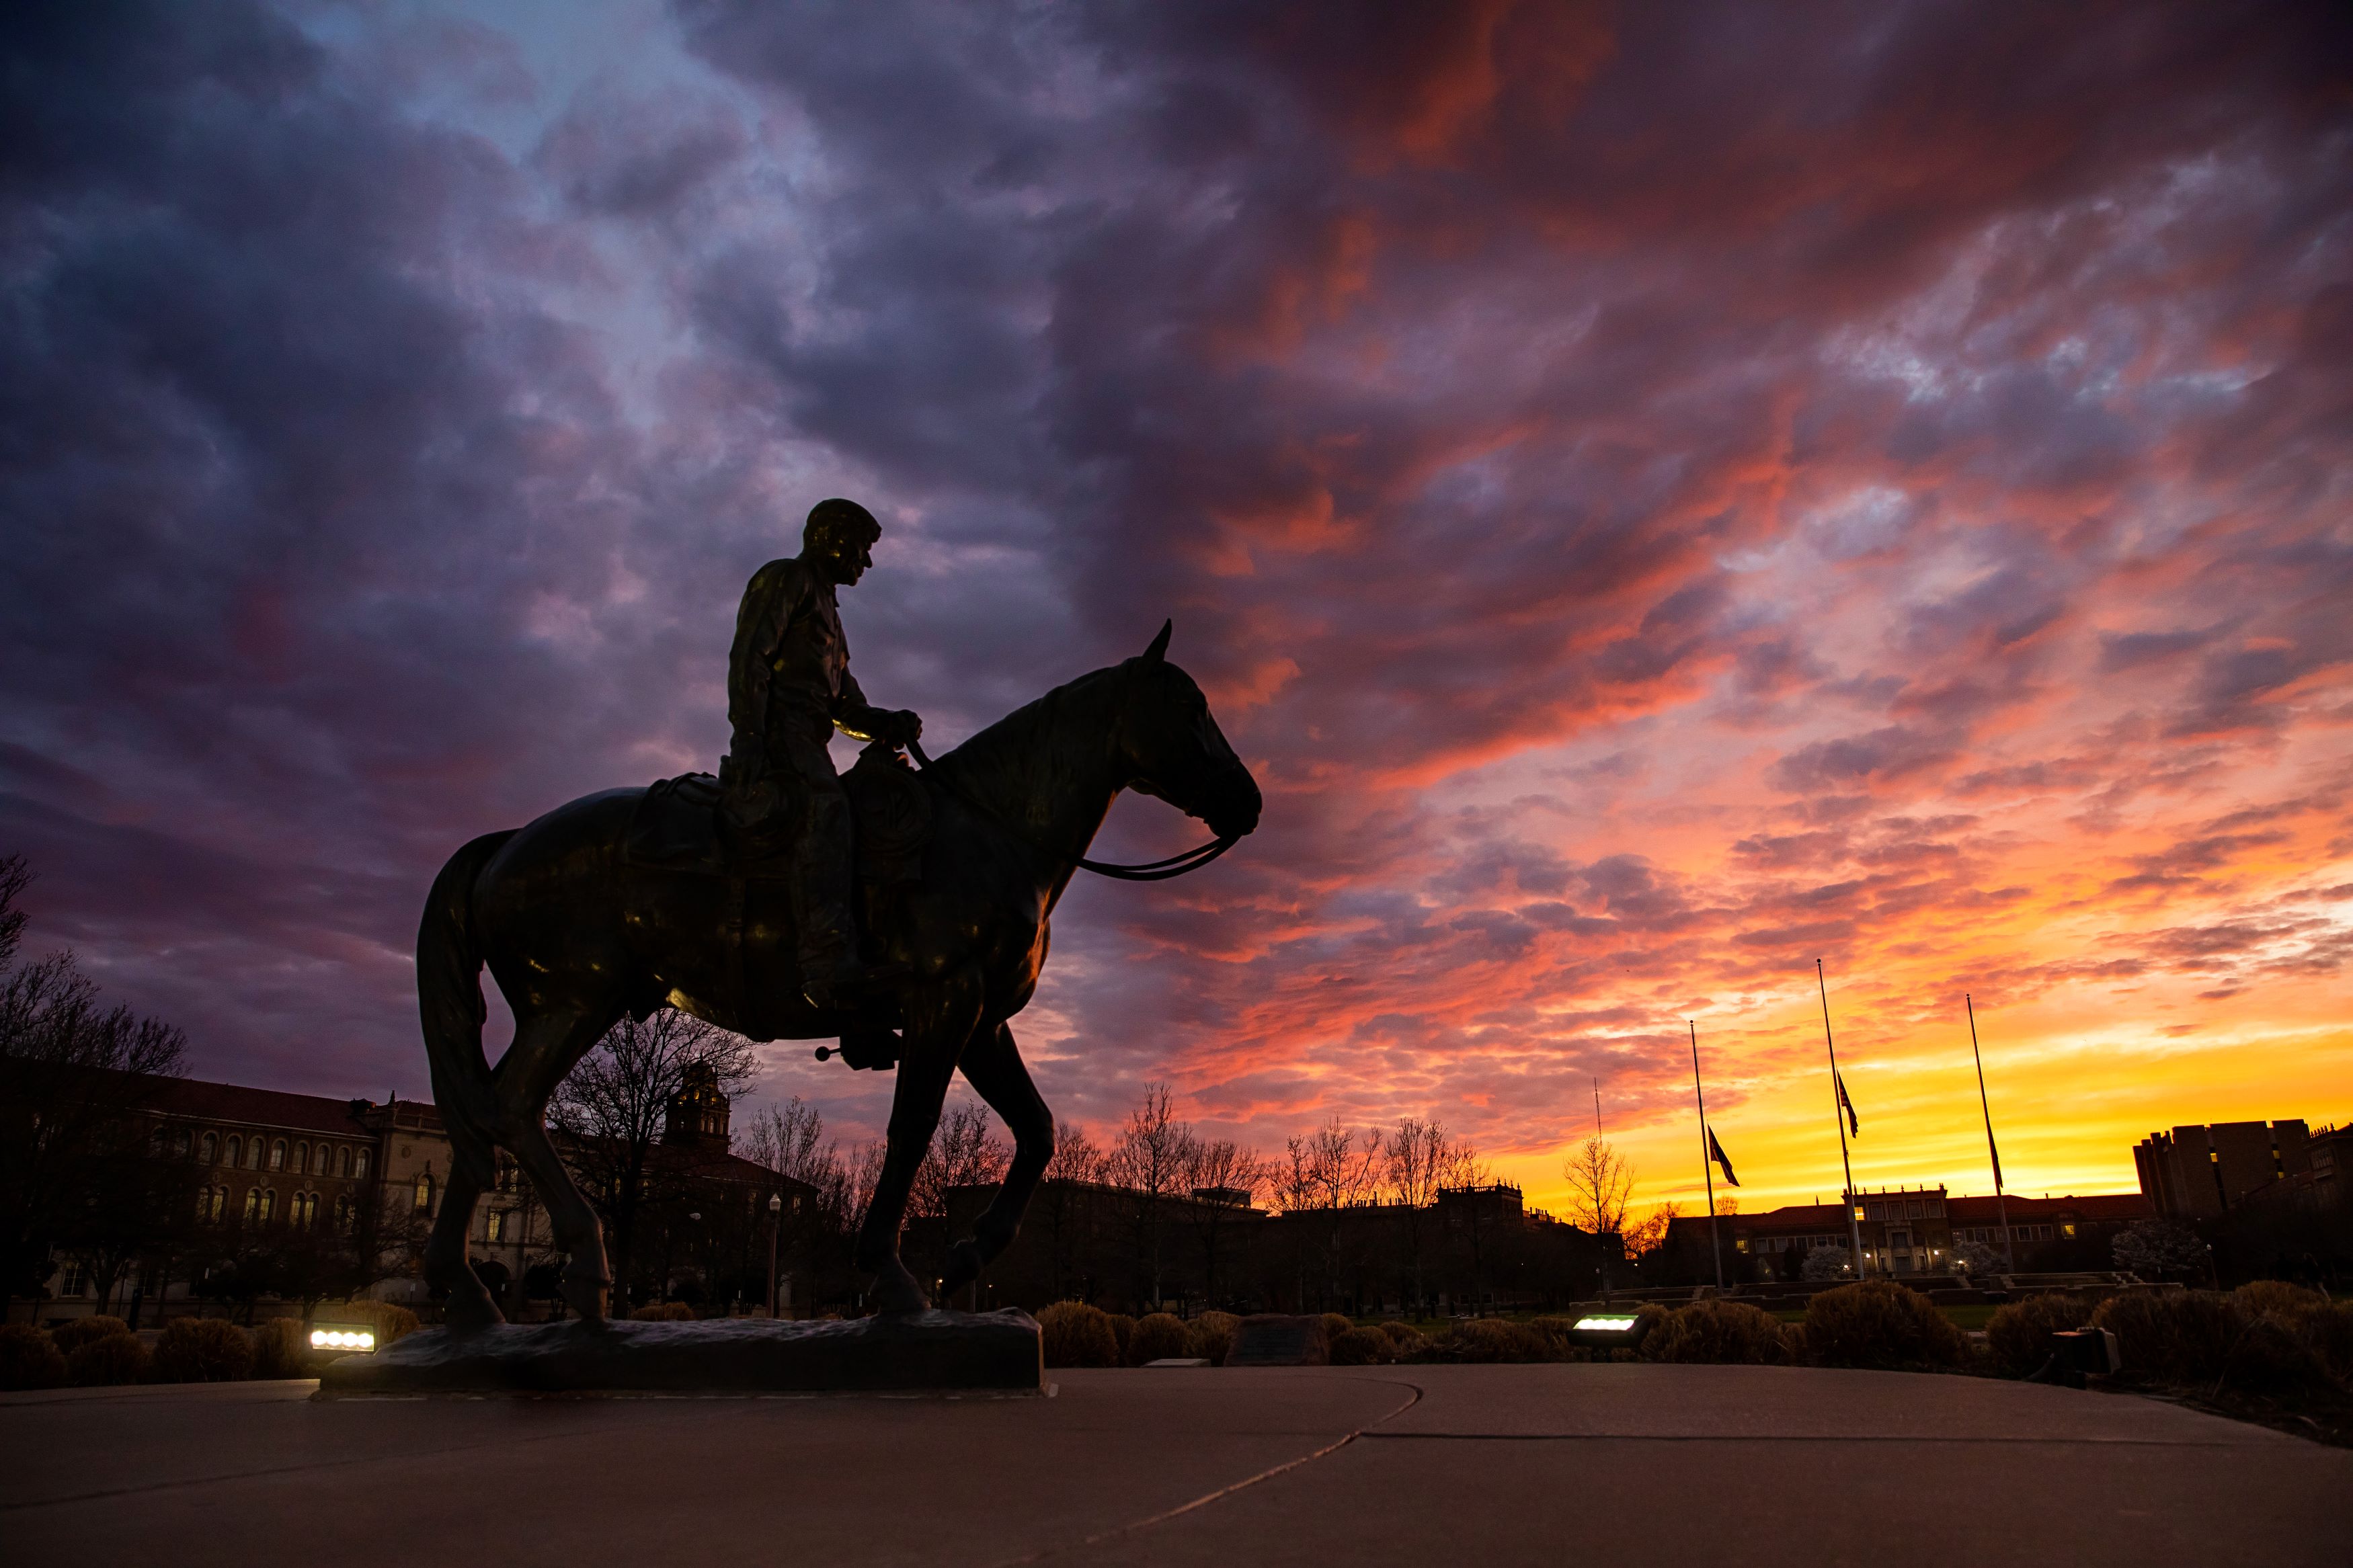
[885, 710, 923, 747]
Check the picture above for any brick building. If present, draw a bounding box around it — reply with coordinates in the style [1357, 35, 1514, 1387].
[1683, 1186, 2153, 1280]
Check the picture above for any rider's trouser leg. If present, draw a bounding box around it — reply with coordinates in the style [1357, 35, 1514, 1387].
[776, 731, 857, 983]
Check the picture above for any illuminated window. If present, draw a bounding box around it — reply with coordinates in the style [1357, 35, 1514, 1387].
[487, 1210, 505, 1243]
[2061, 1223, 2076, 1239]
[414, 1173, 434, 1212]
[244, 1188, 262, 1222]
[258, 1189, 276, 1222]
[354, 1149, 370, 1180]
[1853, 1206, 1866, 1222]
[200, 1132, 218, 1164]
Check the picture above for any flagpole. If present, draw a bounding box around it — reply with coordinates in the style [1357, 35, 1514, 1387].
[1690, 1020, 1722, 1291]
[1819, 958, 1866, 1278]
[1966, 994, 2014, 1274]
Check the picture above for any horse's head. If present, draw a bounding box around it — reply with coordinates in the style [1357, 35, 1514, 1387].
[1117, 621, 1263, 841]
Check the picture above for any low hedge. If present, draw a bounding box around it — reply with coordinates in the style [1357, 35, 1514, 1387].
[1129, 1312, 1192, 1365]
[50, 1315, 132, 1356]
[152, 1317, 254, 1383]
[1186, 1311, 1240, 1365]
[337, 1301, 423, 1346]
[0, 1323, 67, 1390]
[1103, 1312, 1137, 1364]
[1645, 1300, 1787, 1365]
[1329, 1326, 1393, 1365]
[67, 1332, 150, 1387]
[1985, 1292, 2096, 1376]
[1037, 1301, 1119, 1368]
[251, 1317, 311, 1379]
[1438, 1317, 1554, 1364]
[1802, 1281, 1968, 1370]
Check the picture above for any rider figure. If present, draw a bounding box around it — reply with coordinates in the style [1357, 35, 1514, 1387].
[720, 498, 922, 1009]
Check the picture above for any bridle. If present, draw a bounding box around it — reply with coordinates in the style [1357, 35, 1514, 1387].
[906, 739, 1239, 882]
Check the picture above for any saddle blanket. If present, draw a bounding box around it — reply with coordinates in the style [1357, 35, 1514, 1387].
[623, 746, 932, 884]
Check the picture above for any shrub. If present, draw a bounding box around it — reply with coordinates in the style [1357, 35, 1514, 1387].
[1318, 1313, 1355, 1346]
[152, 1317, 254, 1383]
[1129, 1313, 1193, 1364]
[338, 1301, 422, 1346]
[1103, 1313, 1137, 1364]
[0, 1323, 67, 1390]
[1802, 1282, 1967, 1370]
[2090, 1291, 2241, 1383]
[67, 1333, 150, 1387]
[1645, 1300, 1787, 1365]
[2216, 1313, 2331, 1394]
[50, 1315, 132, 1356]
[2233, 1280, 2326, 1320]
[1985, 1293, 2096, 1376]
[1185, 1311, 1240, 1366]
[251, 1317, 311, 1379]
[629, 1302, 696, 1322]
[1378, 1321, 1428, 1358]
[1440, 1318, 1553, 1364]
[2297, 1301, 2353, 1385]
[1037, 1301, 1119, 1368]
[1329, 1326, 1392, 1366]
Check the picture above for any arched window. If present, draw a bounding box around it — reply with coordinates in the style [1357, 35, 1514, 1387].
[337, 1145, 351, 1178]
[214, 1187, 229, 1222]
[353, 1149, 370, 1180]
[413, 1173, 434, 1213]
[225, 1135, 242, 1167]
[243, 1187, 262, 1222]
[200, 1131, 218, 1164]
[293, 1142, 309, 1174]
[248, 1137, 264, 1169]
[258, 1189, 276, 1223]
[487, 1209, 504, 1243]
[171, 1126, 192, 1157]
[269, 1139, 286, 1171]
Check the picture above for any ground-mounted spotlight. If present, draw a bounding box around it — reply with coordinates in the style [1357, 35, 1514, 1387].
[1566, 1312, 1652, 1350]
[309, 1324, 378, 1354]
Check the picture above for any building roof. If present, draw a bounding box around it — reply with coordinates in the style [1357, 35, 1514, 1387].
[145, 1076, 379, 1138]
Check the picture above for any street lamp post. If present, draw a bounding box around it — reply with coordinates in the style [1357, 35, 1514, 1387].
[766, 1192, 784, 1319]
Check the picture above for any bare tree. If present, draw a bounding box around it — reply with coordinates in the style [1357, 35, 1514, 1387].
[1383, 1116, 1457, 1314]
[1105, 1084, 1196, 1310]
[548, 1009, 755, 1311]
[1181, 1136, 1265, 1310]
[0, 854, 189, 1317]
[1562, 1134, 1634, 1299]
[1031, 1120, 1105, 1303]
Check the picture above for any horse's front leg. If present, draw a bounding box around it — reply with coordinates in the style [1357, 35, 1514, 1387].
[941, 1021, 1051, 1299]
[854, 966, 984, 1315]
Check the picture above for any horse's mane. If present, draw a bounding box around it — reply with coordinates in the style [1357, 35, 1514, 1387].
[933, 662, 1127, 819]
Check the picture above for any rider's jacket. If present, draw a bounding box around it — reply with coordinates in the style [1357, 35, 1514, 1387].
[725, 556, 893, 757]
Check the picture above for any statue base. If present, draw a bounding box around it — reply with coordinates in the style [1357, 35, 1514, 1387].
[314, 1309, 1041, 1398]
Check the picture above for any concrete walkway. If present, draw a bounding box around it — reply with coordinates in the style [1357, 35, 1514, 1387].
[3, 1364, 2344, 1566]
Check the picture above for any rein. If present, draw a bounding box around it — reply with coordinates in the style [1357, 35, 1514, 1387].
[905, 740, 1238, 882]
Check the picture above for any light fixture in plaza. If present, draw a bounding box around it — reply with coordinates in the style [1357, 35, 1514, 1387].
[1567, 1313, 1650, 1349]
[309, 1325, 378, 1353]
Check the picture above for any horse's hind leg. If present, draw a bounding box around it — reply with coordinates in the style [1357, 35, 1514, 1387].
[942, 1021, 1051, 1299]
[493, 1003, 623, 1322]
[424, 1150, 502, 1329]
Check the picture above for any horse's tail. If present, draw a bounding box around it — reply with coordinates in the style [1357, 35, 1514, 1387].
[416, 829, 517, 1184]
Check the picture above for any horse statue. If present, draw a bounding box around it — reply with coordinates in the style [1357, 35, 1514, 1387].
[413, 622, 1261, 1323]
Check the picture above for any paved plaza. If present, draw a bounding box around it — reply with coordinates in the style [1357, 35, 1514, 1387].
[4, 1363, 2345, 1566]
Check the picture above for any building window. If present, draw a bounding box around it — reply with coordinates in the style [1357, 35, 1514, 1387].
[354, 1149, 370, 1180]
[414, 1173, 434, 1213]
[225, 1135, 243, 1167]
[249, 1137, 265, 1169]
[200, 1131, 218, 1164]
[257, 1189, 276, 1223]
[61, 1263, 87, 1297]
[269, 1139, 286, 1171]
[243, 1188, 262, 1222]
[2061, 1223, 2077, 1239]
[172, 1126, 193, 1157]
[337, 1146, 352, 1178]
[487, 1210, 505, 1243]
[293, 1142, 309, 1175]
[334, 1194, 354, 1232]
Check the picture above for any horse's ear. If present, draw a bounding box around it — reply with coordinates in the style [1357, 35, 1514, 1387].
[1142, 619, 1172, 665]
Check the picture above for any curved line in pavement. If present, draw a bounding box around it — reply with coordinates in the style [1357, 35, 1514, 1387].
[994, 1373, 1427, 1567]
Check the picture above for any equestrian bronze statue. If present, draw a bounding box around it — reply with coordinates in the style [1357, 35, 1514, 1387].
[411, 509, 1261, 1324]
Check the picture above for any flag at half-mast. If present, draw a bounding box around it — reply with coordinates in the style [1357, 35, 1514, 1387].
[1836, 1072, 1859, 1137]
[1708, 1128, 1740, 1187]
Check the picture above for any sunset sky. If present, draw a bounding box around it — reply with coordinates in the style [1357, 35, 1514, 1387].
[3, 1, 2348, 1223]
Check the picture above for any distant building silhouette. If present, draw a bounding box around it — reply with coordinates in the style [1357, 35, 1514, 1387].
[2135, 1120, 2311, 1219]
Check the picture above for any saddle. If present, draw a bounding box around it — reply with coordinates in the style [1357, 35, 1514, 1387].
[622, 741, 933, 886]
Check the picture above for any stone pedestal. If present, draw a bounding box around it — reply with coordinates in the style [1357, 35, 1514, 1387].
[1224, 1313, 1330, 1366]
[314, 1309, 1040, 1397]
